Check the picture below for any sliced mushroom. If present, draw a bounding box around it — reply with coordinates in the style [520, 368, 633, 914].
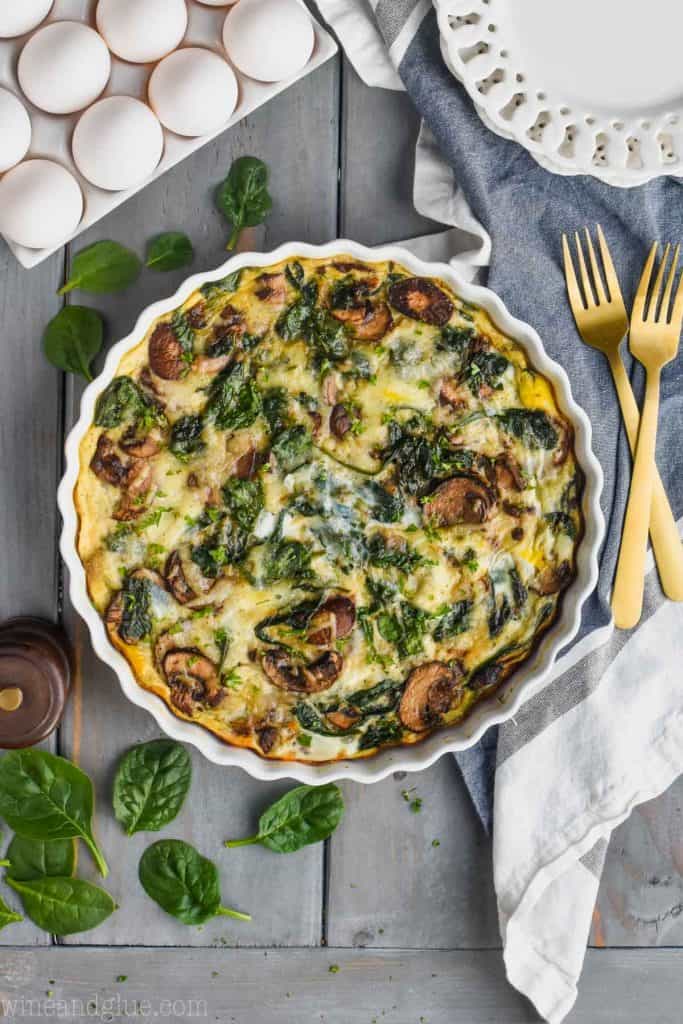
[331, 301, 393, 342]
[552, 420, 572, 466]
[187, 302, 207, 329]
[329, 403, 353, 439]
[331, 260, 373, 273]
[326, 708, 361, 731]
[112, 460, 153, 521]
[90, 434, 128, 486]
[468, 662, 504, 692]
[164, 550, 197, 605]
[322, 373, 338, 406]
[232, 445, 265, 481]
[256, 725, 279, 754]
[148, 322, 186, 380]
[532, 561, 573, 595]
[399, 660, 465, 732]
[138, 366, 163, 400]
[439, 377, 467, 410]
[255, 271, 287, 305]
[424, 476, 495, 527]
[193, 353, 233, 376]
[104, 591, 123, 635]
[163, 649, 223, 709]
[307, 596, 356, 646]
[388, 278, 454, 326]
[495, 454, 525, 492]
[120, 426, 164, 459]
[261, 648, 343, 694]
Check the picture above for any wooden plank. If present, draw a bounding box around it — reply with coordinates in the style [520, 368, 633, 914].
[3, 947, 683, 1022]
[58, 62, 340, 947]
[591, 774, 683, 948]
[0, 242, 64, 946]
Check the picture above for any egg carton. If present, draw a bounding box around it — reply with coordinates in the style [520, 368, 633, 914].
[0, 0, 337, 269]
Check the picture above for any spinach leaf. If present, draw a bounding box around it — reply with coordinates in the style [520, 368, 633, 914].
[222, 477, 264, 532]
[58, 241, 141, 296]
[200, 270, 243, 299]
[276, 298, 349, 368]
[544, 511, 577, 540]
[169, 415, 205, 461]
[498, 409, 558, 450]
[0, 895, 22, 932]
[216, 156, 273, 251]
[366, 533, 426, 574]
[464, 351, 509, 395]
[225, 784, 344, 853]
[191, 522, 248, 578]
[6, 876, 116, 935]
[488, 595, 511, 638]
[43, 306, 103, 381]
[377, 602, 429, 658]
[383, 422, 436, 496]
[255, 597, 323, 647]
[285, 261, 305, 289]
[438, 325, 475, 361]
[6, 835, 75, 881]
[120, 574, 153, 644]
[276, 297, 314, 341]
[433, 600, 472, 642]
[345, 678, 403, 715]
[113, 740, 192, 836]
[139, 839, 250, 923]
[262, 538, 312, 584]
[360, 481, 404, 523]
[205, 364, 262, 431]
[262, 387, 290, 435]
[0, 751, 108, 877]
[271, 425, 312, 474]
[357, 717, 402, 751]
[145, 232, 194, 272]
[94, 376, 163, 430]
[294, 703, 350, 737]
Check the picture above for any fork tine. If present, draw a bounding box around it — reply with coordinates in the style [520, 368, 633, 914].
[648, 243, 670, 321]
[562, 234, 585, 313]
[583, 228, 607, 303]
[596, 224, 624, 305]
[660, 243, 680, 323]
[671, 259, 683, 326]
[632, 242, 658, 323]
[574, 231, 595, 308]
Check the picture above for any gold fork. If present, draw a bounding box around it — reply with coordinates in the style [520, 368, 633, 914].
[562, 227, 683, 607]
[611, 243, 683, 627]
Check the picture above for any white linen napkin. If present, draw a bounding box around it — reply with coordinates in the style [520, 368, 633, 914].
[316, 2, 683, 1021]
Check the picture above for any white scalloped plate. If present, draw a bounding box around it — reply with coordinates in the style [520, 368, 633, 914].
[435, 0, 683, 187]
[58, 240, 604, 784]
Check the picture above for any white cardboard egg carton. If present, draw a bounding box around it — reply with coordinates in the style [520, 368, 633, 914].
[0, 0, 337, 269]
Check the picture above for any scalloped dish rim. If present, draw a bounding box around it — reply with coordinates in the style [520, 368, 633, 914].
[58, 239, 605, 784]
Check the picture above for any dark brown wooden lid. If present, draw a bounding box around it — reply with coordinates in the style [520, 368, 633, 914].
[0, 618, 72, 749]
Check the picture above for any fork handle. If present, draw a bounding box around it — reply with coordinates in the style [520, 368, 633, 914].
[608, 352, 683, 601]
[612, 369, 662, 629]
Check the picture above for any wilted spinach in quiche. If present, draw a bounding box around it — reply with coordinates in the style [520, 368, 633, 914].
[75, 256, 583, 762]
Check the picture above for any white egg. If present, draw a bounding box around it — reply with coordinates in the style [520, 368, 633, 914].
[0, 0, 54, 39]
[223, 0, 314, 83]
[18, 22, 111, 115]
[72, 96, 164, 192]
[0, 89, 32, 173]
[0, 160, 83, 249]
[96, 0, 188, 64]
[148, 48, 238, 138]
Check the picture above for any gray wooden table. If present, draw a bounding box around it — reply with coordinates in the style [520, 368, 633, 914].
[1, 20, 683, 1021]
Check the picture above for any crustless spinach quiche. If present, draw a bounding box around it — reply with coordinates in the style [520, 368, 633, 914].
[75, 256, 583, 761]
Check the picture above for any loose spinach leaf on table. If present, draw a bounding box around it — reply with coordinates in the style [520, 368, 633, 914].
[216, 156, 273, 251]
[0, 750, 109, 877]
[58, 241, 141, 296]
[113, 740, 192, 836]
[43, 306, 103, 381]
[6, 876, 116, 935]
[145, 232, 194, 272]
[0, 895, 22, 932]
[139, 840, 251, 924]
[225, 784, 344, 853]
[5, 835, 75, 881]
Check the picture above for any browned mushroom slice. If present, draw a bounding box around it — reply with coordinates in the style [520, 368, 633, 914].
[164, 551, 197, 605]
[388, 278, 454, 326]
[329, 403, 352, 439]
[163, 649, 223, 708]
[439, 377, 467, 410]
[532, 561, 573, 595]
[331, 301, 393, 342]
[307, 596, 356, 646]
[112, 460, 153, 521]
[104, 591, 123, 635]
[138, 366, 163, 400]
[255, 271, 287, 305]
[424, 477, 495, 527]
[495, 454, 525, 492]
[552, 420, 572, 466]
[120, 426, 164, 459]
[256, 725, 279, 754]
[187, 302, 207, 329]
[148, 322, 186, 380]
[232, 445, 266, 481]
[399, 660, 465, 732]
[90, 434, 128, 486]
[326, 708, 361, 732]
[331, 260, 374, 273]
[261, 648, 343, 694]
